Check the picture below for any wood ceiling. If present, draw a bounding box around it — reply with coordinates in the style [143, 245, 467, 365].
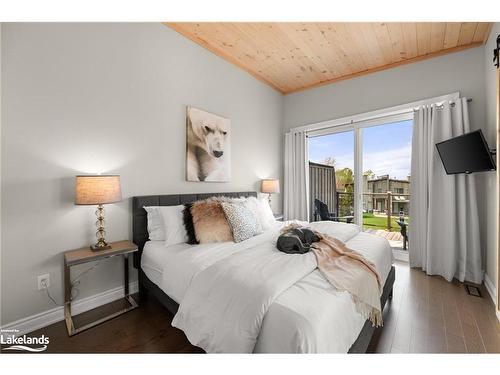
[166, 22, 492, 94]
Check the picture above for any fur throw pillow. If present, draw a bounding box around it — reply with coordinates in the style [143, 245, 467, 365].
[190, 197, 233, 243]
[183, 203, 198, 245]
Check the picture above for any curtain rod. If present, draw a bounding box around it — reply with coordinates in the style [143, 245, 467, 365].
[423, 97, 472, 110]
[305, 98, 472, 137]
[390, 97, 473, 113]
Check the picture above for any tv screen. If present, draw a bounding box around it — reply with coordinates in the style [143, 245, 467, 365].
[435, 130, 496, 174]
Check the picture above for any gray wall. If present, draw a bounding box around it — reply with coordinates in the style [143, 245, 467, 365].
[284, 45, 496, 287]
[483, 23, 500, 296]
[284, 46, 486, 131]
[1, 23, 283, 325]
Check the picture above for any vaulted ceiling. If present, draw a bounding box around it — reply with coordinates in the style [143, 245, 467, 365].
[166, 22, 492, 94]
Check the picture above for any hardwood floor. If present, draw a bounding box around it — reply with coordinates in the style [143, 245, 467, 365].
[4, 261, 500, 354]
[368, 261, 500, 353]
[11, 296, 203, 353]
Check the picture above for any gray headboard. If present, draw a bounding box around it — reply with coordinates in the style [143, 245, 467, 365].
[132, 191, 257, 268]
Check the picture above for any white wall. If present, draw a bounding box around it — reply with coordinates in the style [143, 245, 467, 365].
[1, 23, 283, 325]
[284, 46, 496, 283]
[483, 23, 500, 300]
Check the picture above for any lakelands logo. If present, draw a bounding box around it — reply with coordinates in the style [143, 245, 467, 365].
[1, 329, 49, 352]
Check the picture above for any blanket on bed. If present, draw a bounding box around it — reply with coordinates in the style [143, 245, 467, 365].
[311, 234, 383, 327]
[171, 221, 372, 353]
[171, 241, 317, 353]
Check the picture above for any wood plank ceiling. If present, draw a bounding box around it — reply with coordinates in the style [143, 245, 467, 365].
[166, 22, 492, 94]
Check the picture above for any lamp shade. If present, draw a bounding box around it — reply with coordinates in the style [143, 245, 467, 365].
[261, 179, 280, 194]
[75, 175, 122, 205]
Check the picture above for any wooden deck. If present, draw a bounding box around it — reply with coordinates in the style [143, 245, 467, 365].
[365, 228, 404, 242]
[365, 228, 405, 250]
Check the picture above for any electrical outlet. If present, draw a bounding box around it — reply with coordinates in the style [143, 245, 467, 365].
[37, 274, 50, 290]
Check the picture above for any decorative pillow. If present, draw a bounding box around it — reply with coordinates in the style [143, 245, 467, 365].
[144, 205, 188, 245]
[221, 202, 260, 243]
[183, 203, 198, 244]
[190, 198, 233, 243]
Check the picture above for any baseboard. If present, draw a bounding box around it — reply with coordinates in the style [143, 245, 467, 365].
[1, 281, 138, 336]
[484, 273, 497, 304]
[484, 273, 499, 323]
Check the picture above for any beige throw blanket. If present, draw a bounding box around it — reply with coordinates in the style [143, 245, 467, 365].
[311, 233, 383, 327]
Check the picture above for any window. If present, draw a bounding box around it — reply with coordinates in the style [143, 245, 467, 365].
[307, 112, 413, 252]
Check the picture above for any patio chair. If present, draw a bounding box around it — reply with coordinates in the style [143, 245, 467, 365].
[396, 219, 409, 250]
[314, 199, 354, 223]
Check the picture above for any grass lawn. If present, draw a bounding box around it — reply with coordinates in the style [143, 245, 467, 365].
[362, 213, 409, 232]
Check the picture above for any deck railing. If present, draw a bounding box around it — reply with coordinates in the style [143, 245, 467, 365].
[336, 191, 410, 231]
[309, 162, 337, 221]
[308, 163, 410, 233]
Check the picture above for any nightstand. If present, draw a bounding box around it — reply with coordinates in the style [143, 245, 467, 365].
[63, 240, 138, 336]
[274, 214, 284, 221]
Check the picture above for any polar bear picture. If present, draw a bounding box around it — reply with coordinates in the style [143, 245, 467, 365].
[186, 106, 231, 182]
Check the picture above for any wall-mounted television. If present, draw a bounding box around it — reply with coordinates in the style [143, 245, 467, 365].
[435, 130, 496, 175]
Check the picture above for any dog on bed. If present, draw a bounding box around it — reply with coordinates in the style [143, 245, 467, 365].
[186, 107, 230, 182]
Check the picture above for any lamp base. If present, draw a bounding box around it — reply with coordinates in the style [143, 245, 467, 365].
[92, 204, 111, 251]
[91, 243, 112, 252]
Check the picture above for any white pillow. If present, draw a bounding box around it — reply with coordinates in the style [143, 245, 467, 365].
[245, 197, 275, 231]
[144, 206, 164, 241]
[143, 205, 188, 245]
[241, 198, 263, 233]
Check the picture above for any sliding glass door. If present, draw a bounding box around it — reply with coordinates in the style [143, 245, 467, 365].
[308, 113, 413, 251]
[361, 119, 413, 251]
[308, 130, 356, 224]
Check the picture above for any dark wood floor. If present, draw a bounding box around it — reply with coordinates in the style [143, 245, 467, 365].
[10, 295, 204, 353]
[5, 262, 500, 353]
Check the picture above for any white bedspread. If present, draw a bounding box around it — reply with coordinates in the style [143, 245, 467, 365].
[255, 231, 392, 353]
[171, 237, 316, 352]
[141, 221, 392, 353]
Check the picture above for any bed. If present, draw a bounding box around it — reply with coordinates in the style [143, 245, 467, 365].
[132, 192, 395, 353]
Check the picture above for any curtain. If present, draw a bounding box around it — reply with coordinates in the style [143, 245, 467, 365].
[409, 98, 482, 283]
[284, 131, 309, 221]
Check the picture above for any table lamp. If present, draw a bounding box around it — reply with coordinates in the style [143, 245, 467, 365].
[75, 175, 122, 251]
[261, 179, 280, 205]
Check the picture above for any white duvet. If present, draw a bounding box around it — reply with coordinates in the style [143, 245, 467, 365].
[141, 221, 393, 353]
